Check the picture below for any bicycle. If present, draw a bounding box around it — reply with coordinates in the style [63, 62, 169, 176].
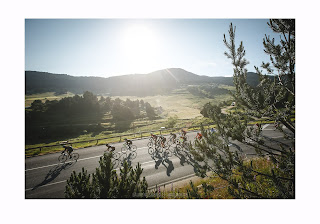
[162, 146, 173, 158]
[148, 141, 163, 154]
[175, 136, 191, 152]
[121, 142, 137, 153]
[58, 151, 79, 163]
[167, 133, 177, 145]
[148, 133, 159, 148]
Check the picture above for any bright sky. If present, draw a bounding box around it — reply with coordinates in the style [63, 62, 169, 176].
[25, 19, 278, 78]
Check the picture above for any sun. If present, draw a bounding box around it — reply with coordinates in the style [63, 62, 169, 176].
[121, 24, 160, 73]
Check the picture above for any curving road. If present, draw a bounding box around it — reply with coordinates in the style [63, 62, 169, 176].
[25, 124, 292, 198]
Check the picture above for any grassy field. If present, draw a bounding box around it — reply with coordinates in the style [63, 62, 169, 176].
[109, 87, 234, 119]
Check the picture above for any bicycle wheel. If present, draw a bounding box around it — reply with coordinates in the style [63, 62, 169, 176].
[148, 147, 154, 155]
[128, 151, 137, 160]
[112, 159, 119, 169]
[72, 153, 79, 161]
[113, 152, 120, 160]
[176, 144, 182, 152]
[131, 145, 137, 152]
[121, 147, 127, 153]
[147, 142, 153, 148]
[58, 154, 67, 163]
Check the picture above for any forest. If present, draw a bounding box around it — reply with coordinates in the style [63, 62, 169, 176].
[25, 91, 157, 144]
[187, 84, 230, 99]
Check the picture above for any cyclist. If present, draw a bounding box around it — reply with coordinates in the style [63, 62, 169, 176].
[106, 143, 115, 152]
[196, 132, 202, 140]
[255, 123, 261, 130]
[150, 133, 158, 142]
[178, 135, 186, 145]
[170, 133, 176, 144]
[124, 138, 133, 149]
[62, 145, 73, 158]
[159, 136, 166, 148]
[181, 129, 187, 137]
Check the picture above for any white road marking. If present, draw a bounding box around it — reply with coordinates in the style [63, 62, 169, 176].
[26, 146, 149, 172]
[262, 124, 269, 130]
[25, 155, 101, 172]
[25, 180, 67, 191]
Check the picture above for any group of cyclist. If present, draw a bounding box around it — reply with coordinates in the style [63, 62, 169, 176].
[61, 129, 203, 158]
[149, 129, 201, 149]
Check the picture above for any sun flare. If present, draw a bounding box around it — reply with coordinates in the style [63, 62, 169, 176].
[121, 25, 160, 73]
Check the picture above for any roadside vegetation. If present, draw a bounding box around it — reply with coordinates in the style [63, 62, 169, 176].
[65, 152, 148, 199]
[151, 157, 279, 199]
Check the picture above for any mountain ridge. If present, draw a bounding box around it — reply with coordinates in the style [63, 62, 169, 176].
[25, 68, 264, 96]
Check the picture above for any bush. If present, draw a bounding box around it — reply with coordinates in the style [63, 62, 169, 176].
[65, 152, 149, 198]
[166, 115, 178, 128]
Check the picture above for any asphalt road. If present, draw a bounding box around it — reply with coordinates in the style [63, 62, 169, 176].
[25, 124, 293, 198]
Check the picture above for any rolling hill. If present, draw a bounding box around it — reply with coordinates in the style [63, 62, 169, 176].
[25, 68, 268, 96]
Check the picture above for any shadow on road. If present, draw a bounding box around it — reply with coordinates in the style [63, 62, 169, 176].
[162, 158, 174, 176]
[32, 161, 75, 190]
[118, 151, 137, 168]
[174, 146, 204, 176]
[150, 151, 175, 176]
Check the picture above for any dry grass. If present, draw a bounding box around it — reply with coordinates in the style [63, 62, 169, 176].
[25, 92, 75, 107]
[110, 88, 233, 120]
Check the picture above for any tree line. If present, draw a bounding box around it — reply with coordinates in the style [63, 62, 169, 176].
[187, 84, 230, 99]
[25, 91, 157, 144]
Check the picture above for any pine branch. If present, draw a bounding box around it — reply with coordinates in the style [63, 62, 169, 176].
[250, 168, 294, 181]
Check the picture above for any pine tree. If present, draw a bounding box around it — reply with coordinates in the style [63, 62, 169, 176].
[65, 153, 149, 198]
[145, 102, 156, 119]
[191, 19, 295, 199]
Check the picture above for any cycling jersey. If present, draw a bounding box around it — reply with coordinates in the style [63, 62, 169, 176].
[62, 145, 73, 154]
[106, 144, 115, 152]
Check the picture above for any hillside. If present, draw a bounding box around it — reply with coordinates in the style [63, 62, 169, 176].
[25, 68, 270, 96]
